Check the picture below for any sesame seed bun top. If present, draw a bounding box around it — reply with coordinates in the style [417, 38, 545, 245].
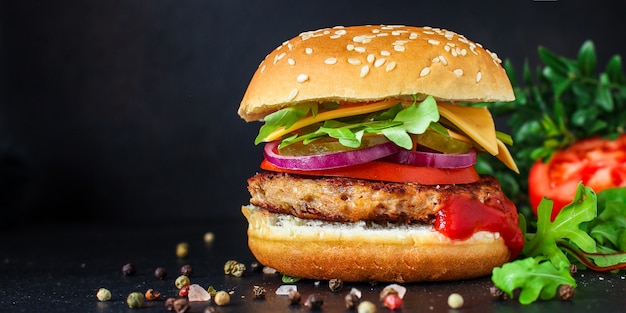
[238, 25, 514, 122]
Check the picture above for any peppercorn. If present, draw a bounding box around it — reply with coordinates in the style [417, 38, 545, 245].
[165, 297, 176, 311]
[489, 286, 509, 300]
[288, 290, 301, 305]
[179, 285, 190, 297]
[379, 286, 398, 301]
[357, 301, 377, 313]
[328, 278, 343, 292]
[176, 242, 189, 259]
[250, 261, 262, 273]
[447, 293, 464, 309]
[174, 298, 190, 313]
[145, 289, 161, 301]
[213, 290, 230, 306]
[126, 292, 144, 308]
[253, 285, 267, 299]
[224, 260, 247, 277]
[344, 289, 361, 309]
[96, 288, 111, 302]
[180, 264, 193, 277]
[203, 232, 215, 244]
[383, 293, 402, 310]
[175, 275, 191, 289]
[559, 284, 575, 300]
[304, 294, 324, 310]
[122, 263, 136, 276]
[155, 267, 167, 280]
[570, 264, 578, 275]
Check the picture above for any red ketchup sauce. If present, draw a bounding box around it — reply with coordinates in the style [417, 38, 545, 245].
[434, 193, 524, 260]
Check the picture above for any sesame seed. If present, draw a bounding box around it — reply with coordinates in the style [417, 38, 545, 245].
[393, 45, 406, 52]
[453, 69, 463, 77]
[260, 64, 266, 73]
[346, 44, 355, 51]
[446, 42, 456, 47]
[420, 67, 430, 77]
[385, 61, 396, 72]
[476, 71, 482, 83]
[372, 29, 381, 34]
[360, 65, 370, 77]
[354, 47, 366, 53]
[367, 54, 375, 63]
[334, 29, 347, 35]
[444, 31, 454, 40]
[353, 35, 365, 43]
[288, 58, 295, 66]
[461, 49, 467, 56]
[432, 57, 440, 63]
[305, 48, 313, 55]
[325, 58, 338, 65]
[444, 45, 451, 52]
[374, 58, 386, 68]
[274, 52, 286, 64]
[423, 30, 435, 35]
[409, 32, 418, 40]
[438, 55, 448, 65]
[428, 39, 440, 45]
[330, 34, 341, 39]
[451, 49, 458, 57]
[380, 50, 391, 56]
[376, 33, 389, 37]
[288, 88, 298, 101]
[348, 58, 361, 65]
[296, 74, 309, 83]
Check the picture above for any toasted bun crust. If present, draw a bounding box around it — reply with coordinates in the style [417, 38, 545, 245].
[239, 25, 514, 121]
[242, 205, 511, 282]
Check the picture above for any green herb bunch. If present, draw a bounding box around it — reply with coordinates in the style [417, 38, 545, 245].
[476, 40, 626, 214]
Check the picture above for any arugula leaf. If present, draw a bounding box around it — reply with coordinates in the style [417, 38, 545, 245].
[523, 183, 597, 268]
[492, 257, 576, 305]
[272, 96, 440, 150]
[255, 102, 318, 145]
[492, 183, 597, 304]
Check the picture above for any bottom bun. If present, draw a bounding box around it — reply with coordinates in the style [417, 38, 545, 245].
[242, 205, 511, 282]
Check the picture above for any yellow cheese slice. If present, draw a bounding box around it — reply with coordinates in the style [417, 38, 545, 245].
[436, 103, 498, 156]
[263, 99, 400, 142]
[496, 139, 520, 173]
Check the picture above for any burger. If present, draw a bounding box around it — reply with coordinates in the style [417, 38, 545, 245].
[238, 25, 523, 282]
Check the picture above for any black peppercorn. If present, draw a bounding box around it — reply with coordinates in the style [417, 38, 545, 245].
[155, 267, 167, 280]
[489, 286, 509, 300]
[253, 285, 267, 299]
[304, 294, 324, 310]
[174, 298, 190, 313]
[288, 290, 301, 305]
[180, 264, 193, 277]
[165, 298, 176, 311]
[122, 263, 136, 276]
[329, 278, 343, 292]
[559, 284, 575, 301]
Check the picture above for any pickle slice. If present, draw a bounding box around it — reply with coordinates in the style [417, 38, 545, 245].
[279, 135, 390, 156]
[412, 130, 472, 154]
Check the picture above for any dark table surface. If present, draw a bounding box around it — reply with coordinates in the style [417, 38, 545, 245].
[2, 218, 626, 313]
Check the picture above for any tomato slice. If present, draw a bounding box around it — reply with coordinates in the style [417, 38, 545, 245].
[260, 159, 479, 184]
[529, 134, 626, 220]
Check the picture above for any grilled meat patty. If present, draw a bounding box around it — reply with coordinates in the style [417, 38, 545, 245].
[247, 172, 506, 224]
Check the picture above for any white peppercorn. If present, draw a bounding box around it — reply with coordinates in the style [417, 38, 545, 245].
[448, 293, 464, 309]
[96, 288, 111, 302]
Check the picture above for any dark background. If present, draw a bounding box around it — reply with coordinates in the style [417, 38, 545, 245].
[1, 0, 624, 226]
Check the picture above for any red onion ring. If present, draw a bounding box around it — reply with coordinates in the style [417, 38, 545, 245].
[385, 149, 476, 169]
[264, 140, 402, 170]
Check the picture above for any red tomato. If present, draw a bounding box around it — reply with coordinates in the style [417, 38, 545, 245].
[529, 134, 626, 220]
[259, 159, 479, 185]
